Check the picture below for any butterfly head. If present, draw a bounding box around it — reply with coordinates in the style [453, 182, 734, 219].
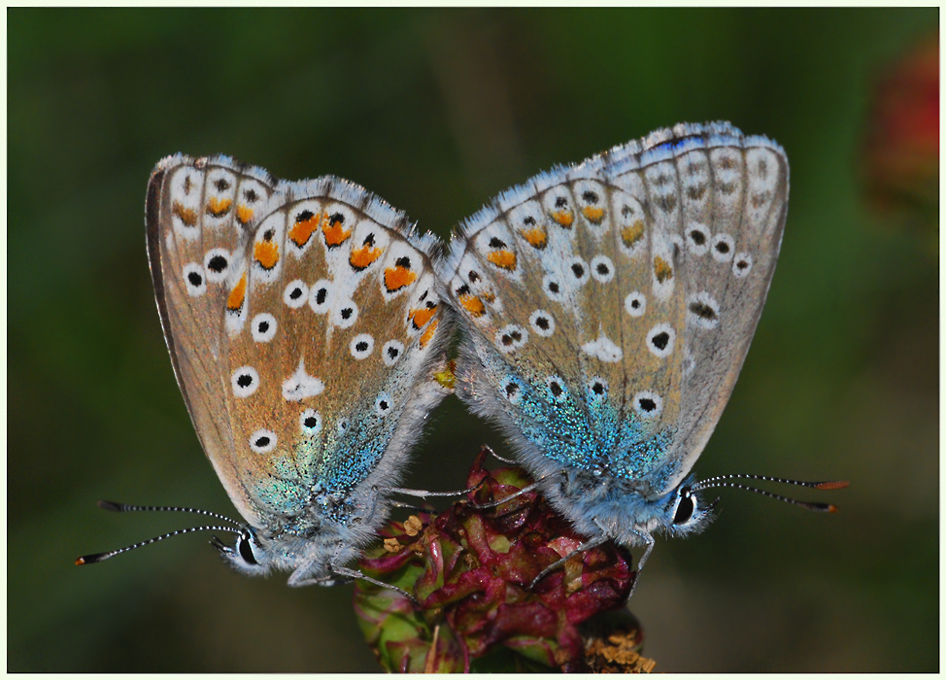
[210, 527, 272, 577]
[663, 479, 719, 538]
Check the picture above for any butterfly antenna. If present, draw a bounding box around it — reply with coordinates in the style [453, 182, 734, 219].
[76, 524, 242, 565]
[692, 474, 849, 512]
[93, 500, 244, 528]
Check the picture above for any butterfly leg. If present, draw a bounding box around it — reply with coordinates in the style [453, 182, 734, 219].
[331, 565, 420, 606]
[623, 527, 655, 600]
[528, 534, 611, 590]
[482, 444, 517, 465]
[383, 478, 486, 500]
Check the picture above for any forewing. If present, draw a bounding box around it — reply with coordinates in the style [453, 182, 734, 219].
[443, 122, 788, 496]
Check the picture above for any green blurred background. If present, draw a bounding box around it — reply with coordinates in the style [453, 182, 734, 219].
[9, 8, 938, 672]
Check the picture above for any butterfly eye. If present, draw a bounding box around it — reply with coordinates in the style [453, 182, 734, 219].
[237, 535, 259, 565]
[673, 491, 695, 525]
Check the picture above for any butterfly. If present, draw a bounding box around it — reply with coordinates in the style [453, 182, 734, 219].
[439, 121, 845, 589]
[79, 155, 452, 588]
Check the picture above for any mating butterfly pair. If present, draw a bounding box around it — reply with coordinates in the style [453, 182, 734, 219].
[79, 122, 842, 593]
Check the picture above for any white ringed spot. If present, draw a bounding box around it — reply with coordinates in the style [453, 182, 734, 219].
[251, 313, 277, 343]
[545, 375, 568, 402]
[375, 393, 393, 417]
[633, 391, 663, 418]
[308, 279, 333, 314]
[529, 310, 555, 337]
[624, 291, 646, 317]
[182, 263, 206, 297]
[382, 340, 405, 366]
[332, 300, 359, 328]
[300, 409, 322, 435]
[495, 324, 528, 353]
[203, 248, 231, 283]
[711, 233, 735, 263]
[732, 252, 753, 278]
[565, 256, 590, 286]
[687, 292, 720, 330]
[350, 333, 375, 360]
[646, 323, 676, 358]
[249, 429, 277, 454]
[284, 280, 309, 308]
[590, 255, 615, 283]
[231, 366, 259, 398]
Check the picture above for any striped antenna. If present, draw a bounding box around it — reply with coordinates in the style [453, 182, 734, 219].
[692, 474, 849, 513]
[75, 500, 244, 566]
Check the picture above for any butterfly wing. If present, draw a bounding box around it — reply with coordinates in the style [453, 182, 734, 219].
[146, 155, 279, 526]
[147, 156, 451, 535]
[219, 178, 451, 531]
[442, 122, 788, 499]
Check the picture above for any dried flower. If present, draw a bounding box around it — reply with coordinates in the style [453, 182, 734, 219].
[354, 447, 650, 672]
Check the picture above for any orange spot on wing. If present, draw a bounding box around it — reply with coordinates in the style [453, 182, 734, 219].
[459, 293, 485, 317]
[654, 255, 673, 283]
[550, 210, 574, 228]
[486, 249, 517, 270]
[621, 220, 645, 248]
[172, 202, 198, 226]
[385, 266, 416, 292]
[419, 318, 439, 348]
[350, 244, 383, 270]
[322, 215, 352, 247]
[206, 197, 232, 217]
[409, 305, 437, 330]
[582, 206, 605, 224]
[254, 240, 279, 270]
[237, 204, 254, 225]
[522, 227, 547, 248]
[289, 212, 320, 247]
[227, 272, 247, 311]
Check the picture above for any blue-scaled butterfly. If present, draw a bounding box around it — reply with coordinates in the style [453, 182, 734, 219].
[439, 122, 846, 591]
[78, 155, 453, 589]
